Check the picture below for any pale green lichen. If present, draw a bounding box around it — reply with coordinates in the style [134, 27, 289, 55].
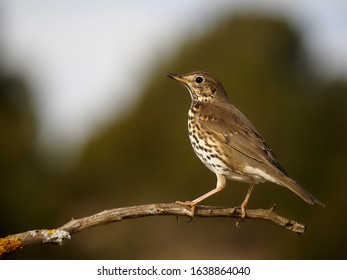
[41, 229, 71, 245]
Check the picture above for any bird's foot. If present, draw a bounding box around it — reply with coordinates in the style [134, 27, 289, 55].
[175, 201, 196, 222]
[235, 204, 247, 227]
[240, 204, 247, 219]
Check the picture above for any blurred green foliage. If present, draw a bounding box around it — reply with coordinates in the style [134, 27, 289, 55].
[1, 14, 347, 259]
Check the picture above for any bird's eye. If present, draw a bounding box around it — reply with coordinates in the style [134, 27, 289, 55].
[195, 76, 204, 84]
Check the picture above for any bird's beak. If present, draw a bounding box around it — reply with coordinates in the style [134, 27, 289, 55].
[167, 73, 187, 84]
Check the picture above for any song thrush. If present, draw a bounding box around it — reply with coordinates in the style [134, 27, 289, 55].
[167, 71, 324, 217]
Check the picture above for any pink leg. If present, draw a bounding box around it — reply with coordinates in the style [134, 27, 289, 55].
[176, 173, 226, 215]
[240, 183, 255, 218]
[191, 173, 226, 205]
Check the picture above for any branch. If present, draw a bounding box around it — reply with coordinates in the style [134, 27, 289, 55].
[0, 203, 306, 257]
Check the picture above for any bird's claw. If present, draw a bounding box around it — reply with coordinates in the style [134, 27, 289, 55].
[234, 204, 247, 227]
[175, 201, 196, 222]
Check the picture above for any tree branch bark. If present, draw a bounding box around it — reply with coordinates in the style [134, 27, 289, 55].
[0, 203, 306, 257]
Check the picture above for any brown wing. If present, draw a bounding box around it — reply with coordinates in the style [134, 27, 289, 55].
[198, 102, 288, 175]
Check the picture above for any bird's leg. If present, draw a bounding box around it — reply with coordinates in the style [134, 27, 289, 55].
[240, 183, 255, 218]
[191, 173, 226, 205]
[176, 174, 226, 216]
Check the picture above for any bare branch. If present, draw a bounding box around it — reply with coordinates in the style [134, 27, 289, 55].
[0, 203, 306, 257]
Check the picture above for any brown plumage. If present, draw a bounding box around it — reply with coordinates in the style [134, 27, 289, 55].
[167, 71, 324, 217]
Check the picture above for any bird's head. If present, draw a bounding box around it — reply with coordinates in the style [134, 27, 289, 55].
[167, 71, 229, 104]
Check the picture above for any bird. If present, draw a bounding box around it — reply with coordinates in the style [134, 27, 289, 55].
[167, 71, 324, 218]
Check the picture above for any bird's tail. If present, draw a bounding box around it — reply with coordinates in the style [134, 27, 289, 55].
[277, 175, 325, 207]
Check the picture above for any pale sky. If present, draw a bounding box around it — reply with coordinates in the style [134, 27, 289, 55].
[1, 0, 347, 156]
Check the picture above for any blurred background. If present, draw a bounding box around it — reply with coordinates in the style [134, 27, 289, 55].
[1, 0, 346, 259]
